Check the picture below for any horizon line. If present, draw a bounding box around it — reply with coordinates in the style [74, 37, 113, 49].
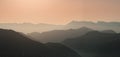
[0, 20, 120, 25]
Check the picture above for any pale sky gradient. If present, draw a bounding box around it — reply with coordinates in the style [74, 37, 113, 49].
[0, 0, 120, 24]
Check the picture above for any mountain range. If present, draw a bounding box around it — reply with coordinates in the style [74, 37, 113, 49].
[28, 27, 94, 43]
[0, 23, 120, 57]
[28, 27, 117, 43]
[0, 29, 81, 57]
[63, 31, 120, 57]
[0, 21, 120, 33]
[66, 21, 120, 33]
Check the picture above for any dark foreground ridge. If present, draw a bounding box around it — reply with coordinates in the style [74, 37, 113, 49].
[0, 29, 81, 57]
[63, 31, 120, 57]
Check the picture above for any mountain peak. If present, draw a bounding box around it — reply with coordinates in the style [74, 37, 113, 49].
[67, 21, 94, 25]
[67, 21, 80, 25]
[80, 27, 92, 30]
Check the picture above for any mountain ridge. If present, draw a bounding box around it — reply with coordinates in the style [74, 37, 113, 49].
[28, 27, 94, 43]
[0, 29, 81, 57]
[63, 31, 120, 57]
[0, 21, 120, 33]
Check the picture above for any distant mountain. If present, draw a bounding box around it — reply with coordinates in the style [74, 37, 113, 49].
[66, 21, 120, 33]
[0, 29, 81, 57]
[28, 27, 94, 43]
[0, 23, 63, 33]
[0, 21, 120, 33]
[63, 31, 120, 57]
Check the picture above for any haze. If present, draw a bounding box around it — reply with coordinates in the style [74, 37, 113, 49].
[0, 0, 120, 24]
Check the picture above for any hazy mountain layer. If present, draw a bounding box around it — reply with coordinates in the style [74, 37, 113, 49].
[28, 27, 93, 43]
[0, 23, 63, 33]
[0, 21, 120, 33]
[66, 21, 120, 33]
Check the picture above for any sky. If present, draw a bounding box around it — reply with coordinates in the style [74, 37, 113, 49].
[0, 0, 120, 24]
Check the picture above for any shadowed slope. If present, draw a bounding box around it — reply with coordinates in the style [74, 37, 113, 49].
[0, 29, 81, 57]
[63, 31, 120, 57]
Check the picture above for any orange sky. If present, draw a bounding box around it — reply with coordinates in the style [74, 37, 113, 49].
[0, 0, 120, 24]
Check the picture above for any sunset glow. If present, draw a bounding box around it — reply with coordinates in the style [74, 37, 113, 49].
[0, 0, 120, 24]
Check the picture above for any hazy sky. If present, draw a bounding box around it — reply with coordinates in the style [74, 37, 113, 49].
[0, 0, 120, 24]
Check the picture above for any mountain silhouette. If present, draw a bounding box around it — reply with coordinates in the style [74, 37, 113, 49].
[28, 27, 93, 43]
[63, 31, 120, 57]
[66, 21, 120, 33]
[0, 29, 81, 57]
[0, 21, 120, 33]
[0, 23, 63, 33]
